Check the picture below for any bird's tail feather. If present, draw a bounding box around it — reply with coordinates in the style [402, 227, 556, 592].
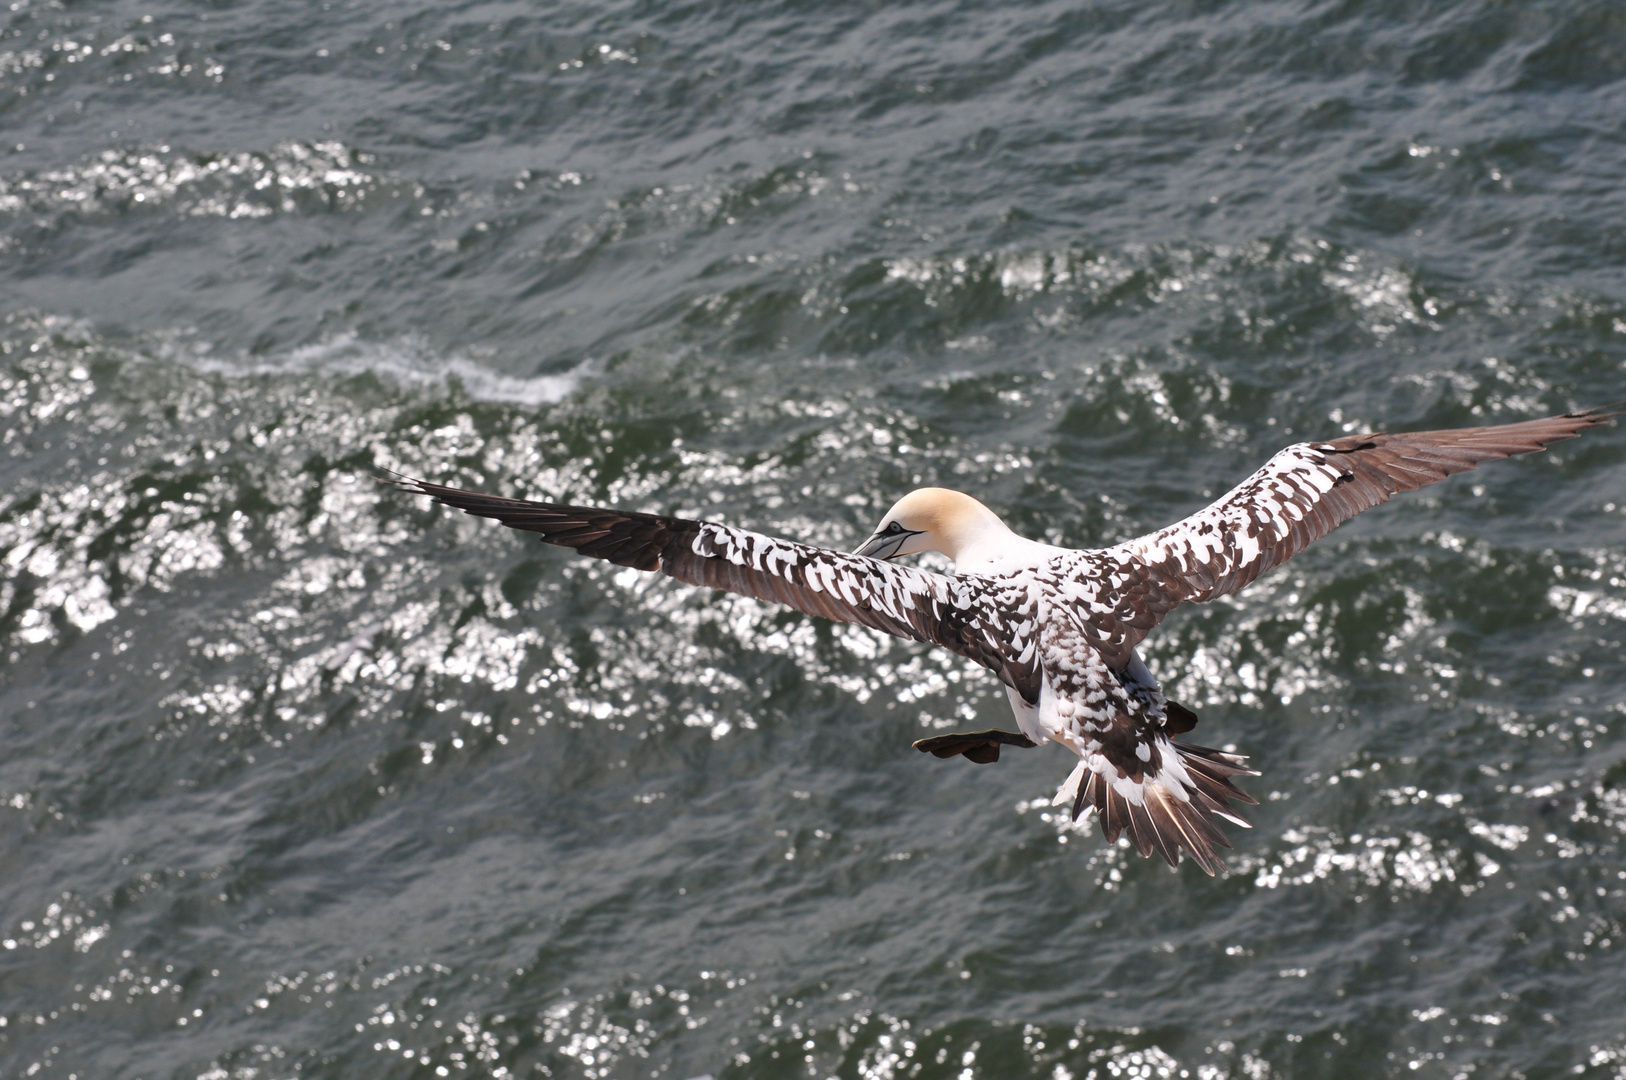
[1056, 740, 1258, 876]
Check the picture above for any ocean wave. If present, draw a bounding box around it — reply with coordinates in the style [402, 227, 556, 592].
[176, 332, 587, 408]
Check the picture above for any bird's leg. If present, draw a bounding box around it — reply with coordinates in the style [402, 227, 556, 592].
[912, 728, 1037, 765]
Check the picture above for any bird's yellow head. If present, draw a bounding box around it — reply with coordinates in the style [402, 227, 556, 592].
[852, 488, 1008, 563]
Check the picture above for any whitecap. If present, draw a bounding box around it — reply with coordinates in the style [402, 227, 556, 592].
[177, 332, 586, 407]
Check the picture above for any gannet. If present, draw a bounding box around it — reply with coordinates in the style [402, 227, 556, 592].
[387, 406, 1617, 874]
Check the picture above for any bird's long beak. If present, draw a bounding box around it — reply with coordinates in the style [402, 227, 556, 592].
[852, 530, 917, 560]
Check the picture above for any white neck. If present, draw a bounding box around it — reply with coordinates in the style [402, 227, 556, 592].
[942, 513, 1059, 573]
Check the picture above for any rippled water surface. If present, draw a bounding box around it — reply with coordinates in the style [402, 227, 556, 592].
[3, 1, 1626, 1077]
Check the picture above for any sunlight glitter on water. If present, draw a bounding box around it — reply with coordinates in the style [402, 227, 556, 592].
[5, 0, 1626, 1075]
[4, 239, 1625, 1080]
[0, 142, 375, 219]
[1, 323, 1040, 778]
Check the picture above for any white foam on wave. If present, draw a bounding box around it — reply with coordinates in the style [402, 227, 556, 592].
[179, 333, 586, 407]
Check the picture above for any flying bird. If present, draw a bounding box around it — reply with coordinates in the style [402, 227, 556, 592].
[386, 406, 1616, 874]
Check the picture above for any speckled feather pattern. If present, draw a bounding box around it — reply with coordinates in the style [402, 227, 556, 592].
[390, 406, 1617, 875]
[680, 521, 1045, 705]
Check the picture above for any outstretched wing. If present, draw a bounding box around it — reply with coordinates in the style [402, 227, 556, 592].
[388, 476, 1043, 704]
[1083, 406, 1618, 652]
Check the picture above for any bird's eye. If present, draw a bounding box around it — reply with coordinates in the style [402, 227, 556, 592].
[885, 522, 903, 534]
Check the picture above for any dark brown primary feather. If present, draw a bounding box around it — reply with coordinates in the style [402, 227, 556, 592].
[383, 474, 1044, 703]
[1260, 406, 1620, 583]
[1098, 405, 1621, 649]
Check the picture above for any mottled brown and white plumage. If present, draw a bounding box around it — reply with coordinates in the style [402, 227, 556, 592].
[387, 405, 1617, 875]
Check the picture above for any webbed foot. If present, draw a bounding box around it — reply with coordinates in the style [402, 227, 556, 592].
[912, 728, 1037, 765]
[1165, 700, 1199, 735]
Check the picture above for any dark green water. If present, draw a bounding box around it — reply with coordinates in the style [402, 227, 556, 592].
[3, 1, 1625, 1077]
